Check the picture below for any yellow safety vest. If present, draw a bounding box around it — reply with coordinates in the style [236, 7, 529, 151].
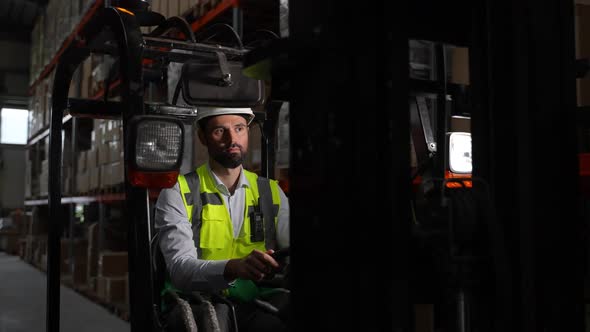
[177, 164, 281, 260]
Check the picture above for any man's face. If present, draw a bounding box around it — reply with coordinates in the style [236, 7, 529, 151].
[200, 114, 249, 169]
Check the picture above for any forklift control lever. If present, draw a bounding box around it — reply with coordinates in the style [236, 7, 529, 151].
[271, 247, 290, 261]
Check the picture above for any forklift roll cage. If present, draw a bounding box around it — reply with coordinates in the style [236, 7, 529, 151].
[46, 6, 278, 332]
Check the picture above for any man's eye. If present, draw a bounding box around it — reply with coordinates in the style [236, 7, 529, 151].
[213, 128, 224, 136]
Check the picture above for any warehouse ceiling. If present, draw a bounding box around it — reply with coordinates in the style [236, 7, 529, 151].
[0, 0, 46, 42]
[0, 0, 45, 105]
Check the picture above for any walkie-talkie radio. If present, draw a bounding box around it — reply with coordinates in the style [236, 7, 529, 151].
[250, 200, 265, 242]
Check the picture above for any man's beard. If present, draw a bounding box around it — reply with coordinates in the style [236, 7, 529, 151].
[211, 145, 245, 168]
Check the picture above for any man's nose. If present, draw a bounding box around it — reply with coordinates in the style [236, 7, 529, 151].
[225, 128, 238, 142]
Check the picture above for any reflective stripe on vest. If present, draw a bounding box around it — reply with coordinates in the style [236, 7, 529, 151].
[177, 164, 281, 260]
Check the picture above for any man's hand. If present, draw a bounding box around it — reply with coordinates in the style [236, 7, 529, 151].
[224, 249, 280, 282]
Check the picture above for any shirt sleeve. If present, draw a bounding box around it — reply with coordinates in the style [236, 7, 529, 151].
[276, 185, 290, 249]
[154, 182, 230, 292]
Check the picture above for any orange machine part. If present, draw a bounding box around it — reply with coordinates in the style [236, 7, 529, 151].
[444, 171, 472, 188]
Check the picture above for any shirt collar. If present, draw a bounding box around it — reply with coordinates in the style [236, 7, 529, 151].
[206, 162, 250, 195]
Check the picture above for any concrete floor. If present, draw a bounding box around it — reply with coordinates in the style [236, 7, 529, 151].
[0, 252, 130, 332]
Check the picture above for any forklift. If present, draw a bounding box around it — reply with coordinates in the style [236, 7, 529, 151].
[405, 1, 584, 331]
[45, 1, 288, 331]
[407, 40, 505, 332]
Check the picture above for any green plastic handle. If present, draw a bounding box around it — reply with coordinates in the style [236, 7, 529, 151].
[226, 278, 260, 302]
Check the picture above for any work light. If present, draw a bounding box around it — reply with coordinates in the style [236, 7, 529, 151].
[448, 132, 472, 174]
[128, 116, 184, 188]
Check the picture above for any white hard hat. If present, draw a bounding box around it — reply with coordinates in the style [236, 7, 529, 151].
[195, 107, 255, 125]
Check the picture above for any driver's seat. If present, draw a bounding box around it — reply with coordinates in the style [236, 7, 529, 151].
[150, 232, 239, 332]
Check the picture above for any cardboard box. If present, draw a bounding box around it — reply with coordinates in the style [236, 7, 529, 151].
[60, 238, 72, 274]
[24, 235, 36, 263]
[96, 276, 105, 298]
[88, 276, 97, 292]
[29, 216, 48, 236]
[450, 116, 471, 132]
[0, 230, 20, 255]
[179, 0, 193, 16]
[108, 122, 122, 142]
[61, 238, 88, 274]
[108, 141, 122, 163]
[96, 276, 127, 303]
[25, 161, 32, 198]
[100, 164, 112, 187]
[152, 0, 165, 17]
[18, 238, 26, 259]
[77, 171, 89, 193]
[98, 251, 128, 277]
[44, 78, 52, 127]
[94, 120, 105, 145]
[86, 148, 97, 169]
[98, 144, 110, 165]
[89, 166, 100, 190]
[81, 58, 92, 98]
[450, 47, 469, 85]
[111, 161, 124, 185]
[15, 212, 29, 236]
[86, 222, 99, 287]
[415, 304, 434, 332]
[30, 235, 47, 265]
[168, 0, 179, 17]
[73, 261, 88, 286]
[77, 150, 87, 172]
[87, 222, 99, 251]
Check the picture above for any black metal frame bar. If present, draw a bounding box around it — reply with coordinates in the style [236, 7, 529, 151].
[434, 42, 449, 181]
[47, 43, 88, 332]
[67, 99, 124, 119]
[47, 7, 154, 332]
[148, 16, 197, 42]
[144, 36, 248, 56]
[409, 96, 437, 173]
[260, 101, 283, 179]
